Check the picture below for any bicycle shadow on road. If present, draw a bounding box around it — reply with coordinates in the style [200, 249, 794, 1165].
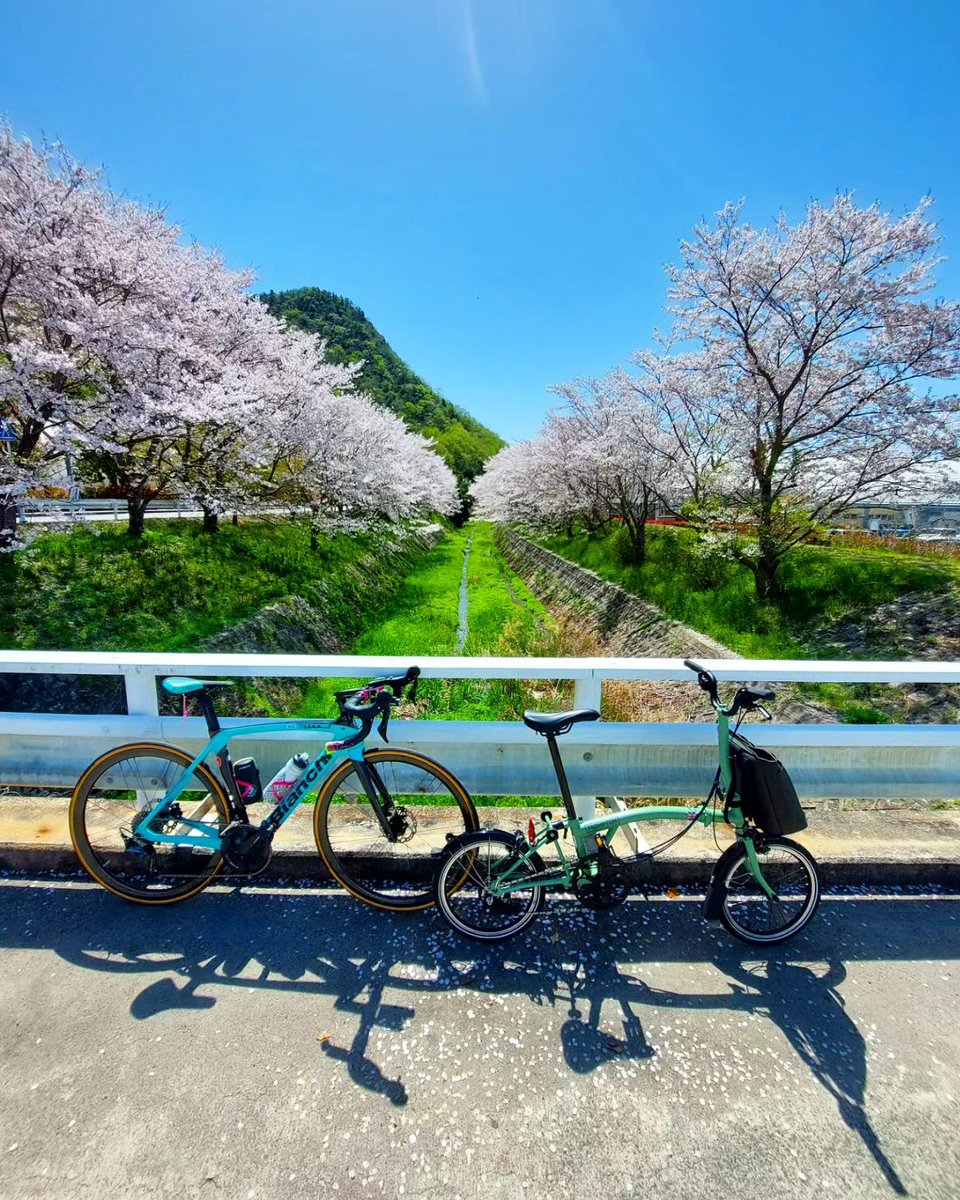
[606, 954, 908, 1196]
[0, 879, 955, 1188]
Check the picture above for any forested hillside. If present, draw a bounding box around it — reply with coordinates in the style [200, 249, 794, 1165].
[261, 287, 503, 499]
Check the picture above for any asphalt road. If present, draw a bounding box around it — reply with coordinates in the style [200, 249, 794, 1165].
[0, 878, 957, 1200]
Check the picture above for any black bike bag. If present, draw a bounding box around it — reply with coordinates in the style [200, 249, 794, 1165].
[729, 736, 807, 837]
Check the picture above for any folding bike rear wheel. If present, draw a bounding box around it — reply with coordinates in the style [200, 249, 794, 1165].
[434, 830, 546, 941]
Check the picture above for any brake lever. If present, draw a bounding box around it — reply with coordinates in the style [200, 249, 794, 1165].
[377, 711, 390, 743]
[756, 704, 772, 722]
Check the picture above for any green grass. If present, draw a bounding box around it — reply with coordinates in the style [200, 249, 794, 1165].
[539, 524, 957, 659]
[298, 522, 557, 726]
[2, 518, 440, 653]
[537, 523, 960, 723]
[297, 522, 570, 806]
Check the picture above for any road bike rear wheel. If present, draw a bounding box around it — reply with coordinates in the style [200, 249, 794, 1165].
[70, 743, 229, 904]
[434, 830, 546, 941]
[313, 749, 478, 911]
[719, 837, 820, 945]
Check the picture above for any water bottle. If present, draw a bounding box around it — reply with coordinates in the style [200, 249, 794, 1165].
[263, 753, 311, 807]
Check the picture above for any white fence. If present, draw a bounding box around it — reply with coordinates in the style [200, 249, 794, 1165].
[1, 652, 959, 801]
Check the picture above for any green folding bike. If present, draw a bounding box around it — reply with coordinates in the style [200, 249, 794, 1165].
[433, 659, 821, 944]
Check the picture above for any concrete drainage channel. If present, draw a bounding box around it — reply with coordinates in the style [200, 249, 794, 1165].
[456, 532, 473, 651]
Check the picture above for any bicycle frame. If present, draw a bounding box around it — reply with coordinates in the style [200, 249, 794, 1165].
[489, 698, 777, 901]
[130, 718, 373, 851]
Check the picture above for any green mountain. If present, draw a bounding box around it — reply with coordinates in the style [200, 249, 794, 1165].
[260, 288, 503, 501]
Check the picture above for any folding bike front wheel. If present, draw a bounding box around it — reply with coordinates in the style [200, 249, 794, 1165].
[719, 837, 821, 945]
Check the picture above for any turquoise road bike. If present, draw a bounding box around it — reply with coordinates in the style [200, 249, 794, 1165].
[434, 660, 821, 945]
[69, 666, 478, 910]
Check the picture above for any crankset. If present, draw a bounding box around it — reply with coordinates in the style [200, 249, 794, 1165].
[220, 821, 274, 874]
[574, 844, 630, 910]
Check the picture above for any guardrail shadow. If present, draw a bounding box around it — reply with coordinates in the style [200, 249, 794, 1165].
[1, 882, 956, 1193]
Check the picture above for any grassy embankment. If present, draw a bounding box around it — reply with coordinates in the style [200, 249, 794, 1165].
[539, 524, 959, 721]
[3, 519, 449, 711]
[2, 519, 440, 653]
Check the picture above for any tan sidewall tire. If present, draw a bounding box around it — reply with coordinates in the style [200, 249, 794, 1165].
[313, 748, 478, 912]
[69, 742, 229, 905]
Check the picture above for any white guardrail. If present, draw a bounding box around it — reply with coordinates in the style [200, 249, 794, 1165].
[1, 653, 960, 801]
[16, 500, 314, 524]
[18, 499, 188, 516]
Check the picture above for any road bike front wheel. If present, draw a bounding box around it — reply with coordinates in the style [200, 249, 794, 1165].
[719, 837, 821, 945]
[434, 830, 546, 941]
[70, 743, 229, 904]
[313, 748, 478, 911]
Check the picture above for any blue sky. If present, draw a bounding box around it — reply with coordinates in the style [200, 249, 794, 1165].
[4, 0, 960, 441]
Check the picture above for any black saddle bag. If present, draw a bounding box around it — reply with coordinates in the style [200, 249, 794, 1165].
[730, 738, 807, 836]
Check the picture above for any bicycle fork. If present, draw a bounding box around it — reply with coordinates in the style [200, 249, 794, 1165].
[702, 832, 779, 925]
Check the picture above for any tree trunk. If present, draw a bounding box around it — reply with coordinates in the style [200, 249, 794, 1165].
[201, 507, 219, 534]
[625, 514, 646, 564]
[753, 482, 781, 601]
[126, 497, 148, 539]
[0, 500, 18, 548]
[619, 484, 649, 565]
[752, 553, 780, 602]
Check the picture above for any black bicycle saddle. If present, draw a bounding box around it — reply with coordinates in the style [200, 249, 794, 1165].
[522, 709, 600, 736]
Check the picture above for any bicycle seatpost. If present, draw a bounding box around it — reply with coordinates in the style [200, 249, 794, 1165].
[545, 736, 577, 820]
[195, 690, 222, 737]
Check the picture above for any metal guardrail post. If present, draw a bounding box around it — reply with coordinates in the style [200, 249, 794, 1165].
[121, 669, 161, 809]
[572, 675, 602, 820]
[123, 669, 159, 718]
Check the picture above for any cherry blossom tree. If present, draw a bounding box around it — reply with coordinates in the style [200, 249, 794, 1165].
[471, 433, 587, 530]
[655, 196, 960, 597]
[254, 325, 459, 546]
[0, 124, 109, 540]
[473, 375, 677, 563]
[2, 123, 459, 544]
[546, 374, 679, 562]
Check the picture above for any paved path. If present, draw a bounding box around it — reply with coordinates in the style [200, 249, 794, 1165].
[0, 878, 957, 1199]
[3, 799, 959, 886]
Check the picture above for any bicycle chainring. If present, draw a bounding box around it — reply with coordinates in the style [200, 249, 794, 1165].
[220, 821, 274, 874]
[574, 849, 630, 910]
